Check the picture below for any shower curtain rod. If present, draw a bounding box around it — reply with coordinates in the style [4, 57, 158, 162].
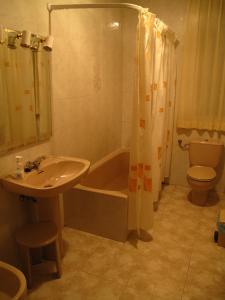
[47, 2, 178, 44]
[47, 3, 144, 13]
[47, 2, 146, 34]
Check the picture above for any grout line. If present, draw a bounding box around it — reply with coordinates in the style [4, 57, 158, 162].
[180, 205, 204, 300]
[180, 247, 193, 300]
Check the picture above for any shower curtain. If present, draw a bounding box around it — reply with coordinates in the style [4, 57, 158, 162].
[151, 19, 177, 206]
[128, 10, 177, 233]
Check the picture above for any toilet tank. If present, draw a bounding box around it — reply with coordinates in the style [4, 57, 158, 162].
[189, 140, 224, 168]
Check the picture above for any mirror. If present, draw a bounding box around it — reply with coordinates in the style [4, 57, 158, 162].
[0, 29, 52, 156]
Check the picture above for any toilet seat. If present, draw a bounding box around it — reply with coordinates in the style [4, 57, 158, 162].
[187, 166, 216, 182]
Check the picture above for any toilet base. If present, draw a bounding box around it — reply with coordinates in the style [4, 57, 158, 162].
[190, 189, 209, 206]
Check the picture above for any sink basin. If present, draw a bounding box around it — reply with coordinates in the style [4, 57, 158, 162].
[2, 156, 90, 259]
[1, 156, 90, 198]
[0, 260, 27, 300]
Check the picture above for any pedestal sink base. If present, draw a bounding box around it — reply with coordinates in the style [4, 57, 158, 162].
[1, 156, 90, 259]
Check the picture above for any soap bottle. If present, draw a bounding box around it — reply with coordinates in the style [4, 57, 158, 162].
[15, 155, 24, 179]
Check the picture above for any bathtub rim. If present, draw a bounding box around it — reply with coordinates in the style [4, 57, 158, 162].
[75, 183, 128, 199]
[75, 148, 130, 197]
[89, 147, 130, 173]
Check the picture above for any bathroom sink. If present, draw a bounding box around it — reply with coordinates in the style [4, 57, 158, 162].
[0, 260, 27, 300]
[1, 156, 90, 198]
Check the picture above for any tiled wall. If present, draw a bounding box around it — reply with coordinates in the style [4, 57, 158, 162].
[0, 0, 52, 265]
[121, 10, 137, 148]
[51, 7, 123, 163]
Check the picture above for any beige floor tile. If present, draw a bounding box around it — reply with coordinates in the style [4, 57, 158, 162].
[80, 242, 121, 276]
[28, 269, 123, 300]
[120, 245, 189, 299]
[121, 266, 185, 300]
[62, 248, 91, 272]
[61, 271, 123, 300]
[150, 278, 185, 300]
[190, 242, 225, 271]
[63, 227, 104, 254]
[27, 280, 63, 300]
[98, 248, 140, 285]
[120, 272, 154, 300]
[26, 185, 225, 300]
[192, 226, 225, 260]
[182, 266, 225, 300]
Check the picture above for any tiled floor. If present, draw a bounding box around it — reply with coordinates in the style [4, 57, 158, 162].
[27, 185, 225, 300]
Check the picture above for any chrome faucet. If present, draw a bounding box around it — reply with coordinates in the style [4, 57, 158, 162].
[24, 156, 46, 172]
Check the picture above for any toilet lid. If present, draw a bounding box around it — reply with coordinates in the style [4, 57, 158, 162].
[187, 166, 216, 182]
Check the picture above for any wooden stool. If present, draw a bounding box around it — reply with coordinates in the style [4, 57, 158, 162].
[16, 221, 62, 288]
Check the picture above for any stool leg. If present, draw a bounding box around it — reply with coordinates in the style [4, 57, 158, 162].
[19, 245, 32, 288]
[55, 238, 62, 278]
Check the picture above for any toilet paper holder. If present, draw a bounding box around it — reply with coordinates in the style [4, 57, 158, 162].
[178, 139, 189, 150]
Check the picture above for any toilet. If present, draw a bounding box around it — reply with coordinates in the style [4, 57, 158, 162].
[187, 140, 224, 205]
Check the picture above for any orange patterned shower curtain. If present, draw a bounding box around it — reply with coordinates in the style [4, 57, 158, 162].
[128, 10, 177, 233]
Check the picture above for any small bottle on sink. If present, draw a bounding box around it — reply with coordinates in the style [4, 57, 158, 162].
[15, 156, 24, 179]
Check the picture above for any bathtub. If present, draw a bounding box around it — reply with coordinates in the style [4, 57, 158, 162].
[63, 149, 129, 242]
